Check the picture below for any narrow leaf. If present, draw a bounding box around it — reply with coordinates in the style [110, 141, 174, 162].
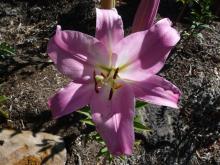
[0, 109, 9, 119]
[77, 106, 91, 118]
[134, 121, 151, 133]
[0, 96, 8, 103]
[135, 100, 147, 109]
[80, 118, 95, 126]
[0, 42, 15, 56]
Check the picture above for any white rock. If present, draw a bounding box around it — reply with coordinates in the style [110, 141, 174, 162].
[0, 129, 66, 165]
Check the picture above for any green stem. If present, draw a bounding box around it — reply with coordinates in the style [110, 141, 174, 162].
[101, 0, 115, 9]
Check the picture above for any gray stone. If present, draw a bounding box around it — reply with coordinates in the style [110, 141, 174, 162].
[137, 104, 179, 143]
[0, 129, 66, 165]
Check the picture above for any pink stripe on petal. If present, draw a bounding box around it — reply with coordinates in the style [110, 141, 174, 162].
[114, 19, 180, 81]
[132, 75, 181, 108]
[48, 82, 94, 119]
[47, 26, 109, 83]
[90, 83, 135, 155]
[96, 8, 124, 53]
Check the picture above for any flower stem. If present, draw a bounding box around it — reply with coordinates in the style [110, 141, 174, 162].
[101, 0, 115, 9]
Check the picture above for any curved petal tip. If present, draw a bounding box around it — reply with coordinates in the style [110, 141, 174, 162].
[56, 25, 62, 31]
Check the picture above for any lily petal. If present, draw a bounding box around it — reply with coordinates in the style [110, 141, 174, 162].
[96, 8, 124, 54]
[48, 82, 93, 119]
[132, 75, 181, 108]
[132, 0, 160, 32]
[47, 25, 109, 83]
[114, 18, 180, 81]
[90, 83, 135, 155]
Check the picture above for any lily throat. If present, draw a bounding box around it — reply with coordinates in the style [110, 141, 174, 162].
[93, 67, 122, 100]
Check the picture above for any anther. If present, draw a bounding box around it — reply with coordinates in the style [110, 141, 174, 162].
[114, 83, 123, 89]
[93, 71, 99, 93]
[95, 75, 104, 81]
[113, 68, 119, 79]
[101, 73, 106, 78]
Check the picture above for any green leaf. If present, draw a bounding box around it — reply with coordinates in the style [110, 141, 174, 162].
[134, 115, 151, 133]
[100, 147, 108, 154]
[0, 109, 9, 119]
[0, 95, 8, 119]
[199, 24, 211, 29]
[0, 42, 15, 57]
[134, 121, 151, 133]
[135, 100, 147, 109]
[134, 115, 142, 123]
[97, 146, 108, 157]
[93, 135, 105, 144]
[0, 96, 8, 103]
[90, 132, 102, 141]
[118, 155, 126, 161]
[77, 106, 91, 118]
[97, 147, 113, 163]
[135, 140, 142, 146]
[134, 121, 147, 130]
[80, 118, 95, 126]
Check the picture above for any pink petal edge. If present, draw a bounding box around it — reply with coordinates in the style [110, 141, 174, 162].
[47, 25, 109, 83]
[90, 82, 135, 155]
[132, 0, 160, 32]
[96, 8, 124, 54]
[114, 18, 180, 81]
[132, 75, 181, 109]
[48, 82, 94, 119]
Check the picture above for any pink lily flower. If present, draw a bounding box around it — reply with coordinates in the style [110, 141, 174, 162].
[132, 0, 160, 32]
[47, 8, 180, 155]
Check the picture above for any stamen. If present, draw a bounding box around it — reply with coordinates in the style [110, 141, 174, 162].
[113, 68, 119, 79]
[114, 83, 123, 89]
[106, 70, 111, 78]
[101, 72, 107, 78]
[93, 71, 99, 93]
[95, 75, 104, 82]
[108, 88, 114, 100]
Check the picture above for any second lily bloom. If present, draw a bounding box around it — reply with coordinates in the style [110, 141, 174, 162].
[132, 0, 160, 32]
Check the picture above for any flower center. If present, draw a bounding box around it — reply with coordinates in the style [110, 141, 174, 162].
[93, 67, 122, 100]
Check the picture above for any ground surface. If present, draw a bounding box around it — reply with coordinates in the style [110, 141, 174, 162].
[0, 0, 219, 164]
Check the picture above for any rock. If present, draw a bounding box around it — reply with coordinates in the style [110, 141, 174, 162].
[137, 60, 220, 164]
[137, 104, 179, 143]
[0, 129, 66, 165]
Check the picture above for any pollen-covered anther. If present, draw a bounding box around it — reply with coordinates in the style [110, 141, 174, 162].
[101, 73, 107, 78]
[108, 83, 123, 100]
[95, 75, 104, 82]
[93, 71, 99, 93]
[94, 67, 122, 99]
[114, 83, 123, 89]
[113, 68, 119, 79]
